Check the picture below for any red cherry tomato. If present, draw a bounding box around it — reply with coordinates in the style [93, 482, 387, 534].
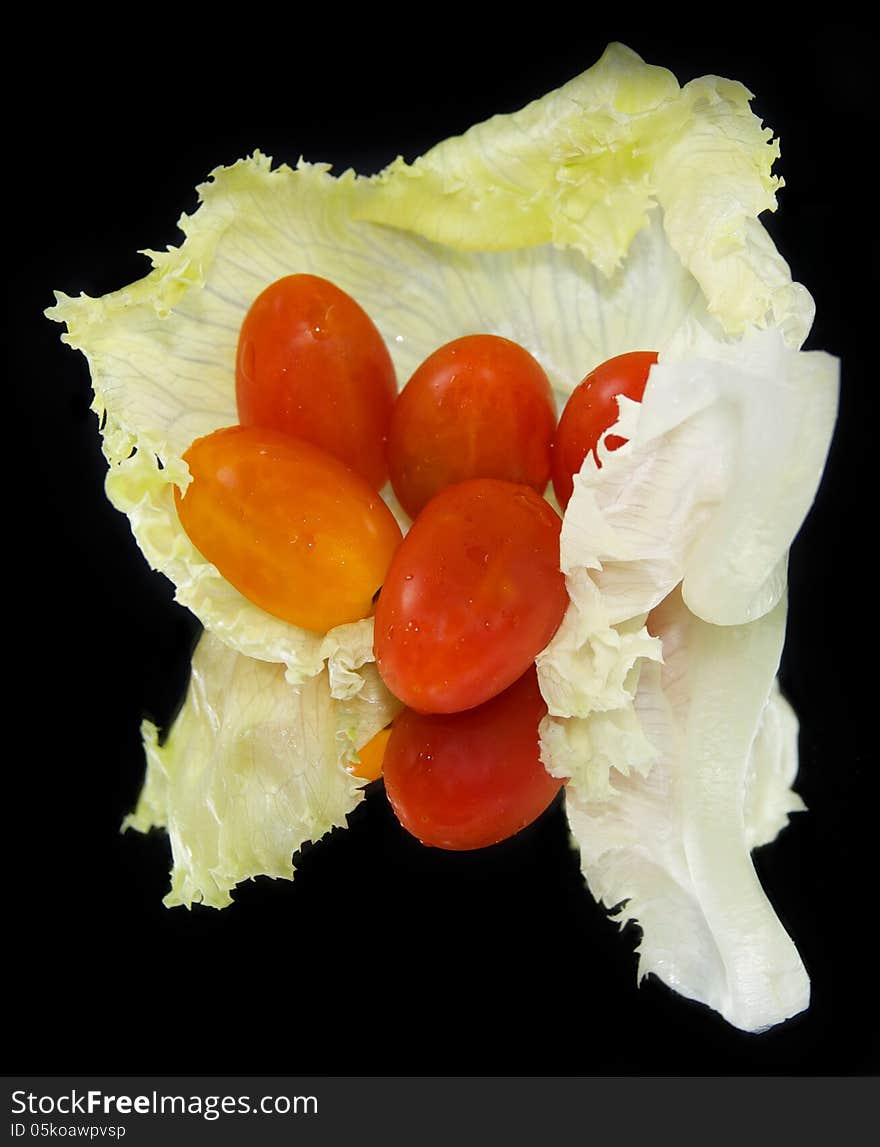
[551, 350, 658, 509]
[236, 274, 398, 490]
[383, 666, 563, 850]
[374, 478, 568, 714]
[175, 425, 402, 633]
[386, 334, 557, 519]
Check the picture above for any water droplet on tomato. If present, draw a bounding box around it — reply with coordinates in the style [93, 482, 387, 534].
[465, 544, 489, 565]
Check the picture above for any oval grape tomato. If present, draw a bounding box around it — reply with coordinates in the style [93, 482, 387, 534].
[236, 274, 398, 490]
[350, 726, 392, 782]
[383, 666, 563, 851]
[551, 350, 658, 508]
[387, 334, 557, 519]
[176, 425, 403, 633]
[373, 478, 568, 714]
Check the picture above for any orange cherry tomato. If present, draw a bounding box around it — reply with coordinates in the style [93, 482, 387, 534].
[175, 426, 403, 632]
[551, 350, 658, 509]
[350, 726, 392, 782]
[235, 274, 398, 490]
[383, 667, 563, 851]
[386, 334, 557, 519]
[373, 478, 568, 714]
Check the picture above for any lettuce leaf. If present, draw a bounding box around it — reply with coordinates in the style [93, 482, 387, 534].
[46, 42, 814, 675]
[565, 588, 809, 1032]
[356, 43, 814, 343]
[124, 630, 400, 908]
[537, 326, 837, 801]
[48, 44, 836, 1030]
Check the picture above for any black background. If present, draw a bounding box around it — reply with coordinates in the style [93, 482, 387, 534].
[7, 19, 876, 1077]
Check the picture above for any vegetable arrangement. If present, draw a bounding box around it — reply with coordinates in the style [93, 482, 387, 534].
[48, 43, 839, 1034]
[181, 277, 576, 843]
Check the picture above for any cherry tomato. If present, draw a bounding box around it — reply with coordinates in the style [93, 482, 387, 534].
[373, 478, 568, 714]
[386, 334, 557, 519]
[350, 726, 392, 782]
[175, 425, 403, 632]
[383, 667, 563, 850]
[551, 350, 658, 508]
[236, 274, 398, 490]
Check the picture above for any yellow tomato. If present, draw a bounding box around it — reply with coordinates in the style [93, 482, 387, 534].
[350, 726, 392, 782]
[176, 426, 403, 632]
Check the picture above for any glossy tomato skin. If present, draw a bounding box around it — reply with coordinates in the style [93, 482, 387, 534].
[551, 350, 658, 509]
[350, 726, 392, 782]
[383, 666, 563, 850]
[236, 274, 398, 490]
[373, 478, 568, 714]
[176, 425, 402, 633]
[386, 334, 557, 519]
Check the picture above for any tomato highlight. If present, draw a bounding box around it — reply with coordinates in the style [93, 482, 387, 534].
[383, 667, 562, 850]
[386, 334, 557, 519]
[236, 274, 398, 490]
[374, 478, 568, 714]
[551, 350, 658, 508]
[176, 425, 403, 633]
